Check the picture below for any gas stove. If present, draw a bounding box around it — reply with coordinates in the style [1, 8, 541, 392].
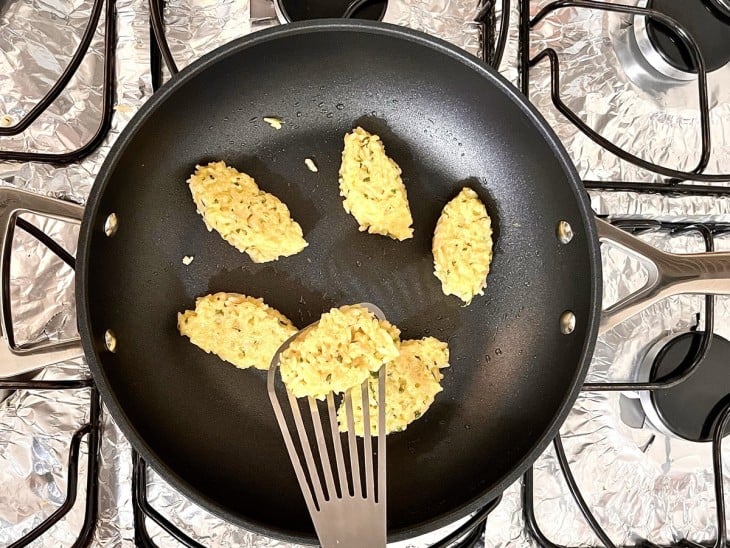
[0, 0, 728, 547]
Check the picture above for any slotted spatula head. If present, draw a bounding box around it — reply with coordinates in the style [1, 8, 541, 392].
[267, 303, 387, 548]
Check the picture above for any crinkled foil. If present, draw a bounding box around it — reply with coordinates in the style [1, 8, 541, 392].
[0, 0, 105, 156]
[484, 1, 730, 546]
[527, 0, 730, 185]
[1, 0, 729, 546]
[484, 234, 730, 548]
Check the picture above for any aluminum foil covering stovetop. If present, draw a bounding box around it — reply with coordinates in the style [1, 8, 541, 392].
[485, 2, 730, 547]
[0, 0, 728, 546]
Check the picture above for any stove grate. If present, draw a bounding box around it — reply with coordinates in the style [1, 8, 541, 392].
[0, 0, 117, 164]
[520, 0, 730, 192]
[522, 405, 729, 548]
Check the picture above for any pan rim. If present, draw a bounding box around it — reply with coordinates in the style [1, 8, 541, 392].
[77, 19, 602, 544]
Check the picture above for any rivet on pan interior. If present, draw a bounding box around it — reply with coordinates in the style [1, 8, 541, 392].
[104, 213, 118, 237]
[560, 311, 576, 335]
[556, 220, 573, 244]
[104, 330, 117, 353]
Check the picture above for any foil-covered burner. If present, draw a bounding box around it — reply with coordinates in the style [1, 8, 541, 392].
[273, 0, 389, 23]
[620, 331, 730, 442]
[614, 0, 730, 87]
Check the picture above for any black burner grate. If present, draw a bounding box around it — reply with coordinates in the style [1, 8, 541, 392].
[520, 0, 730, 191]
[0, 0, 117, 164]
[523, 404, 730, 548]
[0, 216, 101, 547]
[522, 220, 730, 548]
[0, 382, 101, 547]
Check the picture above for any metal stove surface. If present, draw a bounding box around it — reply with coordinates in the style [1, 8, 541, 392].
[0, 0, 728, 546]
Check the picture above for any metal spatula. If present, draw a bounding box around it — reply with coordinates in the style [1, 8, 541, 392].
[267, 303, 387, 548]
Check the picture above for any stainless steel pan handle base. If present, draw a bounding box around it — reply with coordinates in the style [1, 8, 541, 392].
[596, 217, 730, 335]
[0, 186, 84, 378]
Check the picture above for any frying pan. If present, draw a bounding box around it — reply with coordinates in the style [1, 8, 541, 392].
[1, 20, 729, 544]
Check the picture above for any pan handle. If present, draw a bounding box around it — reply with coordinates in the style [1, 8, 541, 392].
[0, 187, 85, 378]
[595, 218, 730, 335]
